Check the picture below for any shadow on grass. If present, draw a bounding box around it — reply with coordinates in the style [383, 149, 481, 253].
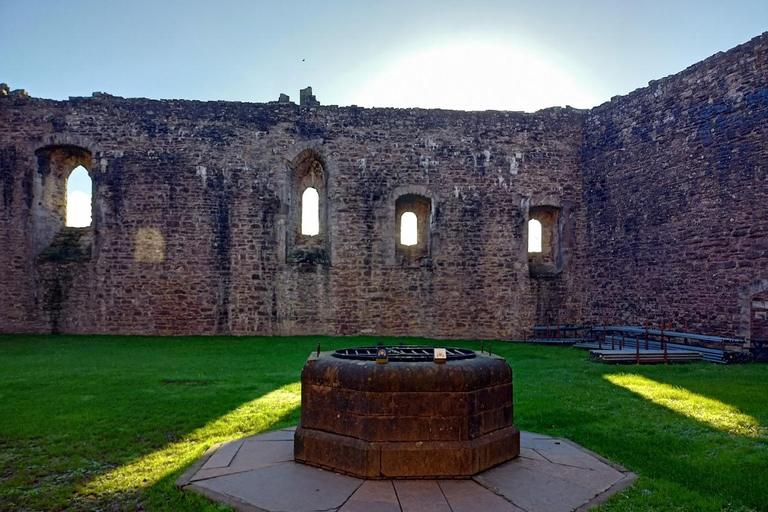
[635, 364, 768, 425]
[0, 383, 300, 512]
[0, 335, 325, 511]
[72, 382, 301, 511]
[596, 369, 768, 511]
[604, 373, 765, 438]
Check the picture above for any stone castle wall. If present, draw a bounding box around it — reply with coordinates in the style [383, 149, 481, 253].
[1, 32, 766, 340]
[0, 94, 585, 337]
[582, 33, 768, 337]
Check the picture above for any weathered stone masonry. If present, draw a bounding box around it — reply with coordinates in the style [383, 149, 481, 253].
[582, 32, 768, 339]
[0, 32, 766, 340]
[0, 93, 585, 338]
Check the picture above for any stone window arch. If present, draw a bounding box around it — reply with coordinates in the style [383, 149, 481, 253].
[33, 144, 94, 257]
[528, 205, 561, 277]
[286, 149, 329, 264]
[395, 193, 432, 265]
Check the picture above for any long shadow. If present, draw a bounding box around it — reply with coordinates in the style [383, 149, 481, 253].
[599, 370, 768, 511]
[0, 334, 327, 512]
[76, 382, 301, 511]
[483, 344, 768, 511]
[632, 363, 768, 423]
[604, 373, 764, 437]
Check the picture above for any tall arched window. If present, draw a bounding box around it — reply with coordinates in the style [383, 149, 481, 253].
[401, 212, 418, 246]
[66, 165, 92, 228]
[301, 187, 319, 236]
[394, 193, 431, 265]
[528, 219, 542, 253]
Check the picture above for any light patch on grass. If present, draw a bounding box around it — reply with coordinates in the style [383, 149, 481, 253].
[83, 382, 300, 495]
[605, 374, 765, 438]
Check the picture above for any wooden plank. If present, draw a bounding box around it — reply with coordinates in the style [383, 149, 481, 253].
[601, 335, 727, 363]
[529, 338, 585, 344]
[532, 325, 587, 331]
[602, 326, 743, 344]
[589, 348, 701, 364]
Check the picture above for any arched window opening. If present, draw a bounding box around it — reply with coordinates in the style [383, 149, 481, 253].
[32, 144, 93, 257]
[301, 187, 319, 236]
[394, 193, 432, 265]
[528, 206, 562, 278]
[66, 165, 92, 227]
[528, 219, 542, 253]
[401, 212, 418, 246]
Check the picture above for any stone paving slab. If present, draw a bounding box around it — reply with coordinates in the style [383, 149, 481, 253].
[438, 479, 525, 512]
[190, 439, 294, 481]
[338, 480, 400, 512]
[177, 428, 636, 512]
[190, 462, 363, 512]
[202, 439, 244, 470]
[394, 480, 453, 512]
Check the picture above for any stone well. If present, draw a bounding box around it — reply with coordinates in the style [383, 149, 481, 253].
[294, 346, 520, 478]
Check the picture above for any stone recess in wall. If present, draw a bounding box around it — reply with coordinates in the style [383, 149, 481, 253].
[395, 193, 432, 266]
[527, 205, 561, 278]
[285, 148, 330, 266]
[32, 145, 94, 256]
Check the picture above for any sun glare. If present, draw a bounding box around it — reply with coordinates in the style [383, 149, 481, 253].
[353, 39, 600, 112]
[528, 219, 542, 252]
[401, 211, 418, 246]
[301, 187, 319, 236]
[66, 165, 91, 227]
[605, 374, 765, 438]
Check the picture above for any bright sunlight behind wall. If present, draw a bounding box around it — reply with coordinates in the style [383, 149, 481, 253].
[301, 187, 319, 236]
[66, 165, 91, 227]
[401, 212, 418, 246]
[528, 219, 542, 252]
[605, 374, 765, 438]
[354, 39, 600, 111]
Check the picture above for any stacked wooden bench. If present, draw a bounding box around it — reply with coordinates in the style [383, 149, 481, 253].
[575, 326, 746, 364]
[528, 324, 590, 344]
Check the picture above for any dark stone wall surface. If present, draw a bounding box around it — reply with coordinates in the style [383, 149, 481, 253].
[3, 31, 766, 340]
[582, 32, 768, 337]
[0, 93, 585, 337]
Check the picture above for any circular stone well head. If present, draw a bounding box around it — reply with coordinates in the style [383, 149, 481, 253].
[294, 345, 520, 478]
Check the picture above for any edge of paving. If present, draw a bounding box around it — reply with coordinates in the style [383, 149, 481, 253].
[558, 436, 638, 511]
[184, 482, 272, 512]
[178, 430, 641, 512]
[175, 441, 224, 488]
[557, 437, 630, 473]
[576, 472, 638, 511]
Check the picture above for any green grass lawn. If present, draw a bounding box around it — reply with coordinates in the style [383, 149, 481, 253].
[0, 335, 766, 512]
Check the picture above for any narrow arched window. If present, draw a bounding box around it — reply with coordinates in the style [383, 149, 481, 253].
[301, 187, 319, 236]
[401, 212, 418, 246]
[66, 165, 92, 227]
[528, 219, 542, 253]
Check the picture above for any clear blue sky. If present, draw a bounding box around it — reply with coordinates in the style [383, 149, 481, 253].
[1, 0, 766, 112]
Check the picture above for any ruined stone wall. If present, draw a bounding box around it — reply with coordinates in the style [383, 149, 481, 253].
[0, 94, 585, 338]
[582, 33, 768, 338]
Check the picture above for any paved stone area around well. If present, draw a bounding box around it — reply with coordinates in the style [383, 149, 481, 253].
[177, 427, 636, 512]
